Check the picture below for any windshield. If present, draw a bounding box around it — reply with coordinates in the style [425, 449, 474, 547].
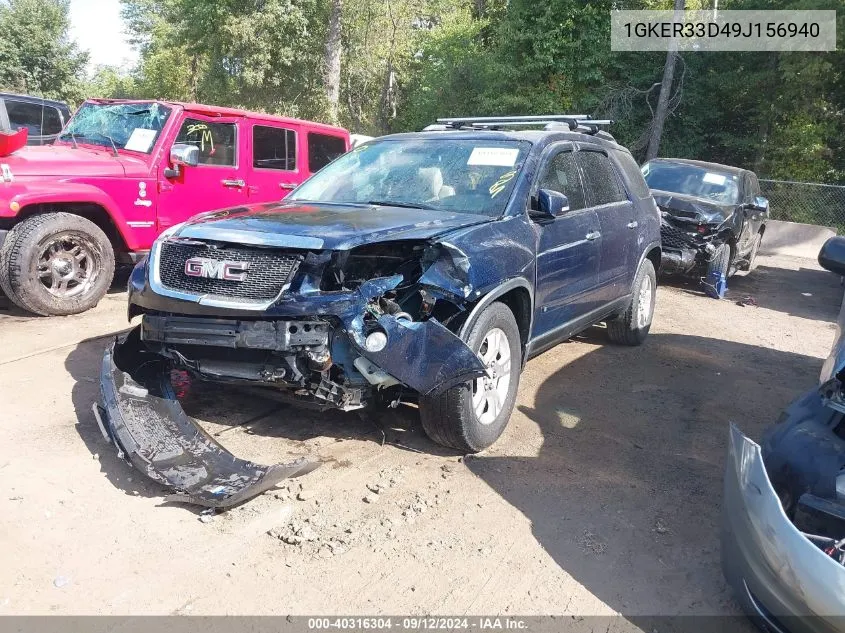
[289, 138, 531, 216]
[57, 102, 172, 154]
[642, 161, 741, 205]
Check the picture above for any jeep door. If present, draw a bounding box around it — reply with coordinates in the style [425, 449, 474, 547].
[532, 145, 602, 338]
[247, 122, 303, 200]
[156, 114, 249, 229]
[577, 148, 635, 303]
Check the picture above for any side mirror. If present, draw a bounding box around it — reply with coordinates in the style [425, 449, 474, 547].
[170, 143, 199, 167]
[750, 196, 769, 212]
[819, 236, 845, 276]
[532, 189, 569, 220]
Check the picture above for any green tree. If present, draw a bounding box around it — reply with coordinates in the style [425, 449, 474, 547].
[0, 0, 89, 105]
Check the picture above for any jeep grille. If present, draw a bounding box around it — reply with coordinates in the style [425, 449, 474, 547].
[158, 241, 301, 301]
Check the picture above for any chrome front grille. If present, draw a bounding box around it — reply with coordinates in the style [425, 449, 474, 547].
[157, 240, 302, 302]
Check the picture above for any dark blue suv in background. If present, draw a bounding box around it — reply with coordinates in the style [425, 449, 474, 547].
[99, 115, 662, 508]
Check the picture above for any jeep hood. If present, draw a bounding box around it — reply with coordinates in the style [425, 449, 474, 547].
[172, 201, 490, 251]
[651, 190, 736, 224]
[0, 144, 129, 177]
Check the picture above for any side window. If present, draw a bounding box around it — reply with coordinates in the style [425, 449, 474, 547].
[749, 173, 761, 197]
[174, 118, 237, 166]
[577, 151, 628, 206]
[611, 149, 650, 199]
[308, 133, 346, 172]
[42, 107, 63, 135]
[5, 100, 45, 135]
[253, 125, 296, 170]
[537, 150, 586, 211]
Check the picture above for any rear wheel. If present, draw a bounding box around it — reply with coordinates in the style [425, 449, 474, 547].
[419, 302, 521, 453]
[607, 259, 656, 346]
[0, 213, 115, 316]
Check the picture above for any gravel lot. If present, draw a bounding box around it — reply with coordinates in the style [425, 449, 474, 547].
[0, 254, 841, 622]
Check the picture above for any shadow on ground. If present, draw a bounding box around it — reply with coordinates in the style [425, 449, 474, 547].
[466, 330, 822, 619]
[659, 263, 842, 322]
[729, 264, 842, 322]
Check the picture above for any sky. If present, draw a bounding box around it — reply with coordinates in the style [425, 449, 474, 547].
[68, 0, 139, 74]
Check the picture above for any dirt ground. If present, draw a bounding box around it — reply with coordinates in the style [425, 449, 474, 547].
[0, 254, 841, 622]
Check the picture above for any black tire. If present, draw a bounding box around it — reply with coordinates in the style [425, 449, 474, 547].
[606, 258, 656, 346]
[0, 213, 115, 316]
[703, 243, 730, 297]
[419, 302, 521, 453]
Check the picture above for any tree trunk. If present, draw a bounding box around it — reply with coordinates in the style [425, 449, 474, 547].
[323, 0, 343, 124]
[645, 0, 685, 161]
[189, 54, 198, 102]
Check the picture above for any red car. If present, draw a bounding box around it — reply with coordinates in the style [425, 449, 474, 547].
[0, 99, 349, 316]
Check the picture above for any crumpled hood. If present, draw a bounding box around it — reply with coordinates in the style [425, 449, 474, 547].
[651, 190, 737, 224]
[172, 201, 490, 251]
[0, 144, 127, 177]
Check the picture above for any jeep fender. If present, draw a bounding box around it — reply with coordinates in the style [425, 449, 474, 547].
[3, 181, 140, 249]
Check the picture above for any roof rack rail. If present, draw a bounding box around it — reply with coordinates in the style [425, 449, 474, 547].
[432, 115, 613, 134]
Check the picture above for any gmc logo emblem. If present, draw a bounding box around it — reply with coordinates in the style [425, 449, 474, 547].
[184, 257, 250, 282]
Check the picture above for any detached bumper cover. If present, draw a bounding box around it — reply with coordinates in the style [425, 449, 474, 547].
[98, 335, 318, 508]
[721, 424, 845, 633]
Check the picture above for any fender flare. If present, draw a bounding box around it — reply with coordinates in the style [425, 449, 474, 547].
[11, 183, 132, 247]
[458, 276, 534, 345]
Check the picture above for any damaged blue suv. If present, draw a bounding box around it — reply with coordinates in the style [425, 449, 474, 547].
[99, 115, 661, 508]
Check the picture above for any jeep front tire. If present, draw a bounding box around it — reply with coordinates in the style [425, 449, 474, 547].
[419, 302, 521, 453]
[0, 213, 115, 316]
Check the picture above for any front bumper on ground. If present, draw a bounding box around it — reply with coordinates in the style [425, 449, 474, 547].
[721, 424, 845, 633]
[96, 331, 319, 508]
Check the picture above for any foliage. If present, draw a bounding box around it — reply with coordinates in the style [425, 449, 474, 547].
[1, 0, 844, 186]
[0, 0, 89, 105]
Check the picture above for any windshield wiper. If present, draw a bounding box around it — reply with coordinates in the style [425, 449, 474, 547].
[367, 200, 437, 210]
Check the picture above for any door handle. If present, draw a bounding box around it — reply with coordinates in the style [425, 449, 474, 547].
[221, 179, 246, 188]
[627, 221, 639, 229]
[279, 182, 297, 190]
[585, 231, 601, 241]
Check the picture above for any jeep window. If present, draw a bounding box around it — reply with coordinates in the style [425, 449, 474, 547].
[254, 125, 296, 170]
[290, 138, 530, 217]
[57, 102, 171, 153]
[577, 151, 628, 206]
[175, 119, 237, 166]
[308, 133, 346, 172]
[537, 151, 585, 211]
[642, 161, 740, 204]
[5, 100, 63, 136]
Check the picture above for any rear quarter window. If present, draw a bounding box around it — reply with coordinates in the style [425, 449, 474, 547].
[308, 133, 346, 173]
[612, 149, 651, 199]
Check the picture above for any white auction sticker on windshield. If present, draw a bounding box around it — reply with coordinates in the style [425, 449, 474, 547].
[467, 147, 520, 167]
[124, 128, 157, 152]
[702, 172, 727, 185]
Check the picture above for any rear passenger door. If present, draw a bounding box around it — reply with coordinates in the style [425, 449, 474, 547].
[576, 148, 635, 303]
[247, 122, 303, 201]
[532, 145, 602, 338]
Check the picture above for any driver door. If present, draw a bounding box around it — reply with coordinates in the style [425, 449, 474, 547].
[157, 114, 249, 230]
[532, 146, 602, 338]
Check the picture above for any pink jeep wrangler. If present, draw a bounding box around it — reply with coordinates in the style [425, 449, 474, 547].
[0, 99, 349, 316]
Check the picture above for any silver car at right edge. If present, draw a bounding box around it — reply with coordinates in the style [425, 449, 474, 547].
[722, 236, 845, 633]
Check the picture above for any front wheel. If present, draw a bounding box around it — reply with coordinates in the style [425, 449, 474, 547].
[607, 258, 656, 346]
[419, 302, 521, 453]
[0, 213, 115, 316]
